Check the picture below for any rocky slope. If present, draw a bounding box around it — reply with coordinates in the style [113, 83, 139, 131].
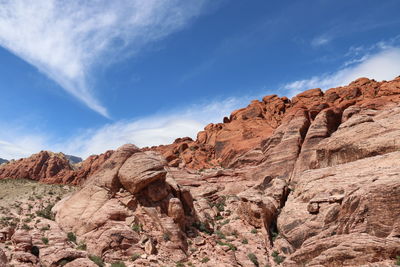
[0, 77, 400, 266]
[0, 150, 112, 185]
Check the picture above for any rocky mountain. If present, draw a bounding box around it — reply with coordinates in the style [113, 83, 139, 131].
[0, 158, 7, 165]
[65, 155, 83, 164]
[0, 77, 400, 266]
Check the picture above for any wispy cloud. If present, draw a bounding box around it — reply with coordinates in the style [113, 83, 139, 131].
[0, 96, 252, 160]
[0, 0, 210, 117]
[283, 47, 400, 96]
[311, 35, 332, 47]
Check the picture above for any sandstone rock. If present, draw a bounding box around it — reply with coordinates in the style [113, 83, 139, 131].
[279, 151, 400, 266]
[167, 198, 185, 228]
[144, 239, 156, 255]
[12, 230, 32, 252]
[119, 151, 167, 194]
[2, 77, 400, 266]
[0, 249, 7, 267]
[64, 258, 98, 267]
[40, 246, 87, 267]
[9, 251, 38, 266]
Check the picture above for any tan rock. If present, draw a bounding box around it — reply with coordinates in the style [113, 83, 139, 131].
[119, 151, 167, 194]
[64, 258, 98, 267]
[0, 249, 7, 267]
[11, 230, 32, 252]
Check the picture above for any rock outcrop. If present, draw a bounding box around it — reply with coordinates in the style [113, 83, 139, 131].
[0, 150, 113, 185]
[1, 77, 400, 266]
[150, 77, 400, 170]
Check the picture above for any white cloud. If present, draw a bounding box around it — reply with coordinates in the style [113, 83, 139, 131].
[283, 47, 400, 96]
[0, 133, 48, 160]
[0, 0, 209, 117]
[311, 35, 332, 47]
[0, 96, 251, 160]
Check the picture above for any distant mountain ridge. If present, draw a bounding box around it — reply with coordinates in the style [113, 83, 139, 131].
[0, 158, 8, 164]
[65, 155, 83, 164]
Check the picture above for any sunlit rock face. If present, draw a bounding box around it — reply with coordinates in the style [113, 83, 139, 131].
[1, 77, 400, 266]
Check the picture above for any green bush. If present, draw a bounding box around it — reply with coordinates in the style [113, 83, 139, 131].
[216, 240, 237, 251]
[241, 238, 248, 244]
[40, 225, 50, 231]
[272, 251, 285, 264]
[163, 232, 171, 241]
[251, 228, 258, 234]
[215, 230, 226, 239]
[111, 262, 126, 267]
[88, 255, 104, 267]
[131, 223, 142, 233]
[192, 221, 212, 235]
[131, 253, 140, 261]
[77, 242, 87, 250]
[201, 257, 210, 263]
[22, 224, 31, 230]
[67, 232, 77, 243]
[36, 203, 55, 220]
[41, 237, 49, 245]
[247, 253, 259, 266]
[396, 255, 400, 266]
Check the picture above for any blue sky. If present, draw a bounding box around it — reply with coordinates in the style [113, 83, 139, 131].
[0, 0, 400, 159]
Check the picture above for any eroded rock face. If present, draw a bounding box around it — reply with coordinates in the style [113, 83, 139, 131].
[279, 151, 400, 266]
[54, 145, 194, 265]
[0, 150, 113, 185]
[119, 151, 167, 194]
[0, 248, 7, 266]
[1, 77, 400, 266]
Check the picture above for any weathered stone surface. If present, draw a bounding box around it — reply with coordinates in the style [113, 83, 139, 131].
[1, 77, 400, 266]
[119, 151, 167, 194]
[278, 151, 400, 266]
[64, 258, 98, 267]
[0, 248, 7, 267]
[11, 230, 32, 252]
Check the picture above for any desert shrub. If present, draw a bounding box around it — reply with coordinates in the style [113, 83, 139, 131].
[272, 251, 285, 264]
[241, 238, 248, 244]
[231, 230, 238, 238]
[220, 219, 230, 226]
[77, 242, 87, 250]
[36, 203, 55, 220]
[192, 221, 212, 235]
[40, 225, 50, 231]
[215, 230, 226, 239]
[131, 253, 140, 261]
[89, 255, 104, 267]
[251, 228, 258, 234]
[67, 232, 76, 243]
[176, 262, 185, 267]
[163, 232, 171, 241]
[216, 240, 237, 251]
[22, 224, 31, 230]
[201, 257, 210, 263]
[111, 262, 126, 267]
[41, 237, 49, 245]
[396, 255, 400, 266]
[214, 215, 223, 221]
[271, 230, 279, 241]
[247, 253, 259, 266]
[131, 223, 142, 233]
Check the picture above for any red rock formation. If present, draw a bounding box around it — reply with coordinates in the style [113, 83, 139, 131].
[1, 77, 400, 266]
[0, 150, 113, 185]
[151, 77, 400, 170]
